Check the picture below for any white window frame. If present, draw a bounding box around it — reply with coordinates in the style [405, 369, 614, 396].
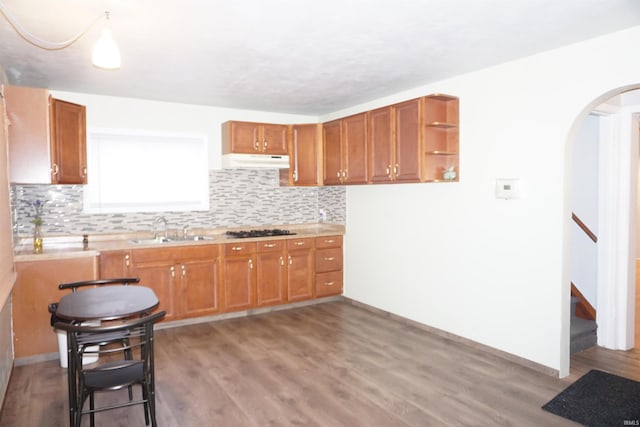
[84, 128, 210, 214]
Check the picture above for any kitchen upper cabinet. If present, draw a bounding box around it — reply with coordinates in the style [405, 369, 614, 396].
[50, 98, 87, 184]
[286, 238, 315, 302]
[368, 106, 394, 183]
[4, 85, 87, 184]
[322, 113, 368, 185]
[256, 240, 287, 307]
[285, 124, 323, 186]
[368, 99, 422, 183]
[315, 235, 343, 297]
[222, 121, 288, 155]
[222, 242, 257, 312]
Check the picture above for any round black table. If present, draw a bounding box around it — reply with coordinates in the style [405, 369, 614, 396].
[55, 285, 159, 321]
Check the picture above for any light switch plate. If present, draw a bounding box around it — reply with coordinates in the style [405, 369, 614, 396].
[495, 178, 521, 199]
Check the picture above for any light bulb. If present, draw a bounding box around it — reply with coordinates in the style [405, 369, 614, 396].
[92, 27, 121, 69]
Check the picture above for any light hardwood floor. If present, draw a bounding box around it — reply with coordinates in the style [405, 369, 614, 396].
[1, 300, 639, 426]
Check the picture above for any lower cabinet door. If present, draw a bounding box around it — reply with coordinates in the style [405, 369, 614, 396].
[287, 249, 314, 302]
[181, 258, 221, 318]
[133, 261, 176, 321]
[256, 251, 286, 307]
[223, 255, 256, 311]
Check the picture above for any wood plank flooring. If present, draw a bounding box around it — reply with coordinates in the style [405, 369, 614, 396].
[1, 300, 639, 426]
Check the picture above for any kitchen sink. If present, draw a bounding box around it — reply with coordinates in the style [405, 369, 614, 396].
[129, 237, 173, 245]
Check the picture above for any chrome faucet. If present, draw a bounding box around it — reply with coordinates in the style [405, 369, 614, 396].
[154, 216, 168, 239]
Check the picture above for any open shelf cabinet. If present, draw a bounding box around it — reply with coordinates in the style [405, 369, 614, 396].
[422, 94, 459, 182]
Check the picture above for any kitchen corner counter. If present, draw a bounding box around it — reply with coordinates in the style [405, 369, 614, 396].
[13, 223, 345, 262]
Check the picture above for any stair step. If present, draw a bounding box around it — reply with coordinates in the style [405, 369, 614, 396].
[570, 317, 597, 354]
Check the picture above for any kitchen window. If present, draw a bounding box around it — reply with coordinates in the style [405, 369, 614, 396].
[84, 129, 209, 213]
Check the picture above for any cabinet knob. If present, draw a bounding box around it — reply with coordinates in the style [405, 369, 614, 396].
[254, 140, 260, 151]
[52, 163, 59, 176]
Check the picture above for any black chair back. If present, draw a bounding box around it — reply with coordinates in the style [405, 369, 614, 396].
[55, 310, 166, 427]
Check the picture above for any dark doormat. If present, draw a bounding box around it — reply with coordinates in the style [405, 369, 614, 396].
[542, 369, 640, 426]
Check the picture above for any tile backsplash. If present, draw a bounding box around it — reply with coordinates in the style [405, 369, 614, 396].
[11, 169, 346, 237]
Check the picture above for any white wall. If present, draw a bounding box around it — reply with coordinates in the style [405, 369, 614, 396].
[49, 91, 317, 169]
[320, 26, 640, 377]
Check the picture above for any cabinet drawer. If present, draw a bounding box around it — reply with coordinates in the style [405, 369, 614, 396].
[315, 271, 343, 297]
[315, 235, 342, 249]
[286, 238, 314, 250]
[257, 240, 285, 252]
[131, 247, 174, 264]
[224, 242, 257, 256]
[174, 244, 219, 260]
[315, 247, 343, 272]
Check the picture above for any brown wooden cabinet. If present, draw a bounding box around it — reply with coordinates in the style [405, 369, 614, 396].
[323, 113, 368, 185]
[286, 124, 323, 186]
[315, 235, 343, 297]
[222, 241, 257, 312]
[368, 98, 422, 183]
[50, 98, 87, 184]
[12, 256, 98, 358]
[222, 121, 288, 155]
[99, 250, 132, 278]
[131, 245, 221, 321]
[4, 85, 87, 184]
[256, 240, 287, 307]
[423, 95, 459, 182]
[286, 238, 315, 302]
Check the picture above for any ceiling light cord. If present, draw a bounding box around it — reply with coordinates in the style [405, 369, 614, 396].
[0, 0, 103, 50]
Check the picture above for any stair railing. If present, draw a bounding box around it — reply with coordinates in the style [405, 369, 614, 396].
[571, 212, 597, 321]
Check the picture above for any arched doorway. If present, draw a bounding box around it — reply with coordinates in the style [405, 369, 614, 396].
[566, 85, 640, 369]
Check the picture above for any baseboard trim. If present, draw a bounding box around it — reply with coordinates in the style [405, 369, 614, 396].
[343, 297, 560, 378]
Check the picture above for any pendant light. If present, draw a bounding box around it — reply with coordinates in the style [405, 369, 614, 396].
[92, 11, 121, 69]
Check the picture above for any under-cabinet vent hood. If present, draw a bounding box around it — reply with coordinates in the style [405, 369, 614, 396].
[221, 153, 290, 169]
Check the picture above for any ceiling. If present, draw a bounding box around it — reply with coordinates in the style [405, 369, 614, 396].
[1, 0, 640, 116]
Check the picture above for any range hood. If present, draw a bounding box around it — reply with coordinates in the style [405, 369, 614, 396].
[221, 153, 290, 169]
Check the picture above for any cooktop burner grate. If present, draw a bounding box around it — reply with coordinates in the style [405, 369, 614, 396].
[225, 229, 296, 238]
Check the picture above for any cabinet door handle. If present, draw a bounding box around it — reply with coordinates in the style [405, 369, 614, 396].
[394, 164, 399, 176]
[342, 170, 348, 180]
[51, 163, 59, 176]
[336, 171, 341, 179]
[82, 166, 87, 177]
[232, 246, 243, 251]
[280, 256, 284, 266]
[325, 239, 335, 244]
[254, 140, 260, 151]
[324, 257, 335, 261]
[325, 281, 335, 286]
[263, 243, 276, 248]
[288, 255, 292, 265]
[263, 140, 267, 151]
[293, 169, 298, 182]
[124, 254, 130, 268]
[386, 165, 391, 177]
[249, 259, 253, 269]
[170, 266, 175, 278]
[295, 241, 305, 246]
[181, 264, 186, 277]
